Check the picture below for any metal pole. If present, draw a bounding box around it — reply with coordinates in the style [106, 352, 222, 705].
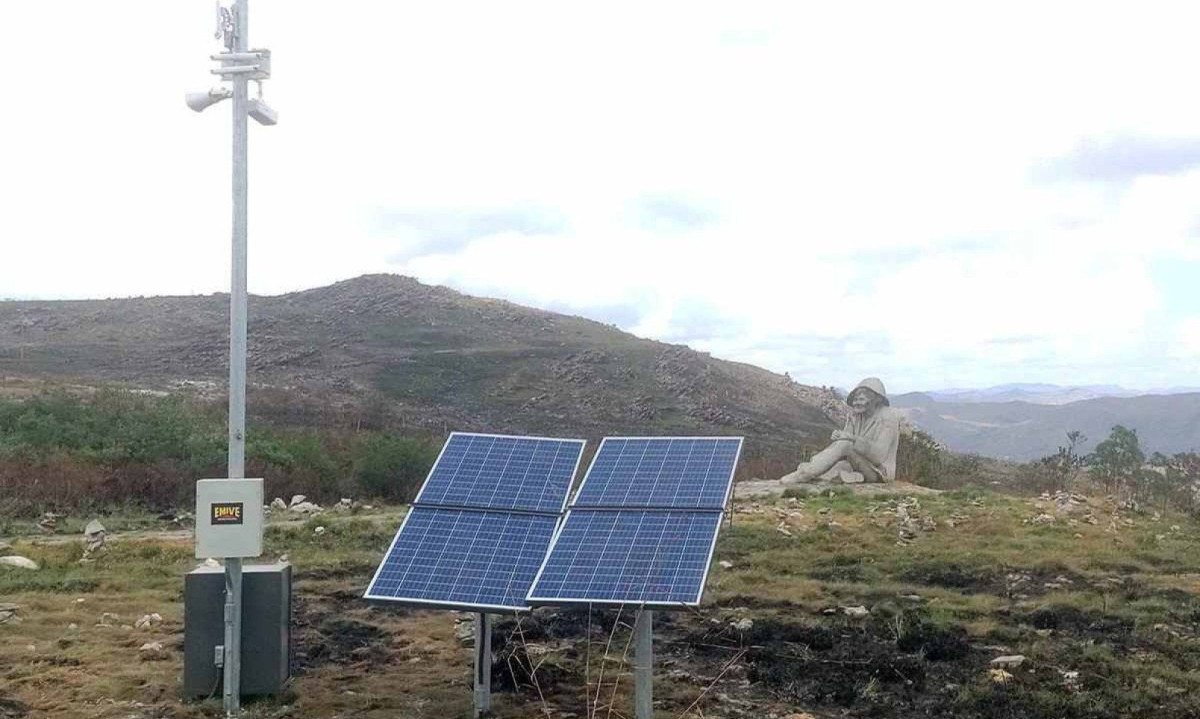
[634, 609, 653, 719]
[224, 1, 249, 714]
[473, 613, 492, 717]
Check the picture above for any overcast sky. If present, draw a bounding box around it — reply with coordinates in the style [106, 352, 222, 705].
[3, 2, 1199, 393]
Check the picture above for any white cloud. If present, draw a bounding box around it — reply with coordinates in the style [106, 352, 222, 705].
[2, 1, 1200, 390]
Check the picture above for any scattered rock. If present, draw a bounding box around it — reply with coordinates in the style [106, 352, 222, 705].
[314, 526, 326, 535]
[0, 604, 19, 625]
[81, 519, 107, 562]
[730, 617, 754, 632]
[990, 655, 1026, 668]
[203, 558, 221, 568]
[291, 501, 322, 515]
[270, 497, 288, 511]
[134, 613, 163, 630]
[139, 641, 165, 659]
[718, 560, 734, 570]
[289, 495, 307, 508]
[0, 556, 39, 571]
[37, 512, 62, 533]
[96, 613, 120, 627]
[841, 605, 870, 618]
[989, 668, 1014, 684]
[1061, 669, 1080, 690]
[68, 623, 78, 630]
[454, 618, 474, 645]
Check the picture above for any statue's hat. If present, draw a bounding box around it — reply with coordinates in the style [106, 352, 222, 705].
[850, 377, 889, 405]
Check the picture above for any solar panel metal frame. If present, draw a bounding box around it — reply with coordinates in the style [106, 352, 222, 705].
[527, 435, 743, 609]
[568, 436, 744, 511]
[363, 432, 586, 612]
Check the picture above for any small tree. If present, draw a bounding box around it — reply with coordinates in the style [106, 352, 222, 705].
[1035, 430, 1087, 492]
[1089, 425, 1144, 500]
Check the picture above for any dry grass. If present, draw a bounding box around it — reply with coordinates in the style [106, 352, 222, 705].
[2, 492, 1199, 718]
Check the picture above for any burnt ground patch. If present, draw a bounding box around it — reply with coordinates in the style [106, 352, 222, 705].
[896, 620, 970, 661]
[0, 698, 28, 719]
[669, 610, 976, 713]
[899, 561, 1001, 592]
[293, 592, 393, 670]
[1018, 605, 1133, 637]
[300, 616, 390, 667]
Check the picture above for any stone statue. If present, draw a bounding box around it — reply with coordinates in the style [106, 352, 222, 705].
[782, 377, 900, 484]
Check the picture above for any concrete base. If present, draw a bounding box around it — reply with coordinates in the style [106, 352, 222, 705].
[735, 478, 942, 500]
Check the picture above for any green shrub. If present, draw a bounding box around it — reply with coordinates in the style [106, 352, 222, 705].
[352, 434, 438, 501]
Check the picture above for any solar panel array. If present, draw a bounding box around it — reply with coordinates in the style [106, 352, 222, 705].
[365, 433, 585, 612]
[528, 436, 743, 607]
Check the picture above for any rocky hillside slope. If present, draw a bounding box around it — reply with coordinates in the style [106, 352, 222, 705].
[0, 274, 837, 460]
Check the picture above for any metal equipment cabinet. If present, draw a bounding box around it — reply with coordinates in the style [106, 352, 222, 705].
[183, 562, 291, 697]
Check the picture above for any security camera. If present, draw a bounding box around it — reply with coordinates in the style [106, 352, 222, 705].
[185, 87, 233, 112]
[248, 98, 278, 126]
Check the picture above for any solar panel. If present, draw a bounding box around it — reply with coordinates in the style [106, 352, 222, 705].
[415, 433, 584, 514]
[528, 435, 743, 607]
[365, 433, 585, 611]
[571, 437, 742, 510]
[527, 509, 721, 605]
[365, 507, 559, 611]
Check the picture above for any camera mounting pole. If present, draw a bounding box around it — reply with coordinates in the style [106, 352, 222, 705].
[185, 2, 277, 715]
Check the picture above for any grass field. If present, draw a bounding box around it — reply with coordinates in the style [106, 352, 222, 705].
[2, 490, 1199, 718]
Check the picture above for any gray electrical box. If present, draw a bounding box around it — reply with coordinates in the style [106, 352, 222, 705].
[183, 563, 292, 698]
[195, 478, 265, 558]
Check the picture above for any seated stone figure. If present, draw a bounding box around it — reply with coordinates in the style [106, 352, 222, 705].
[783, 377, 900, 484]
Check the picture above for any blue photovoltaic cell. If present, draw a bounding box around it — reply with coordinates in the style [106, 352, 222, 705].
[528, 509, 721, 605]
[572, 437, 742, 510]
[366, 507, 559, 610]
[415, 433, 584, 514]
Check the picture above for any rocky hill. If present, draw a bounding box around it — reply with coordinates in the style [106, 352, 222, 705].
[0, 274, 837, 461]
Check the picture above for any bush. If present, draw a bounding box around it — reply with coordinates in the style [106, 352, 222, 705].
[0, 389, 438, 516]
[351, 434, 438, 502]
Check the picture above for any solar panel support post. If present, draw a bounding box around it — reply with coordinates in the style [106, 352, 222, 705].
[634, 609, 653, 719]
[473, 612, 492, 717]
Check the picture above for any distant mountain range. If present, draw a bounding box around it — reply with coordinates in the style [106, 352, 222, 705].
[912, 383, 1200, 406]
[892, 390, 1200, 461]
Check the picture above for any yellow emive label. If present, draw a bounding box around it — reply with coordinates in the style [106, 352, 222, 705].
[211, 502, 244, 525]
